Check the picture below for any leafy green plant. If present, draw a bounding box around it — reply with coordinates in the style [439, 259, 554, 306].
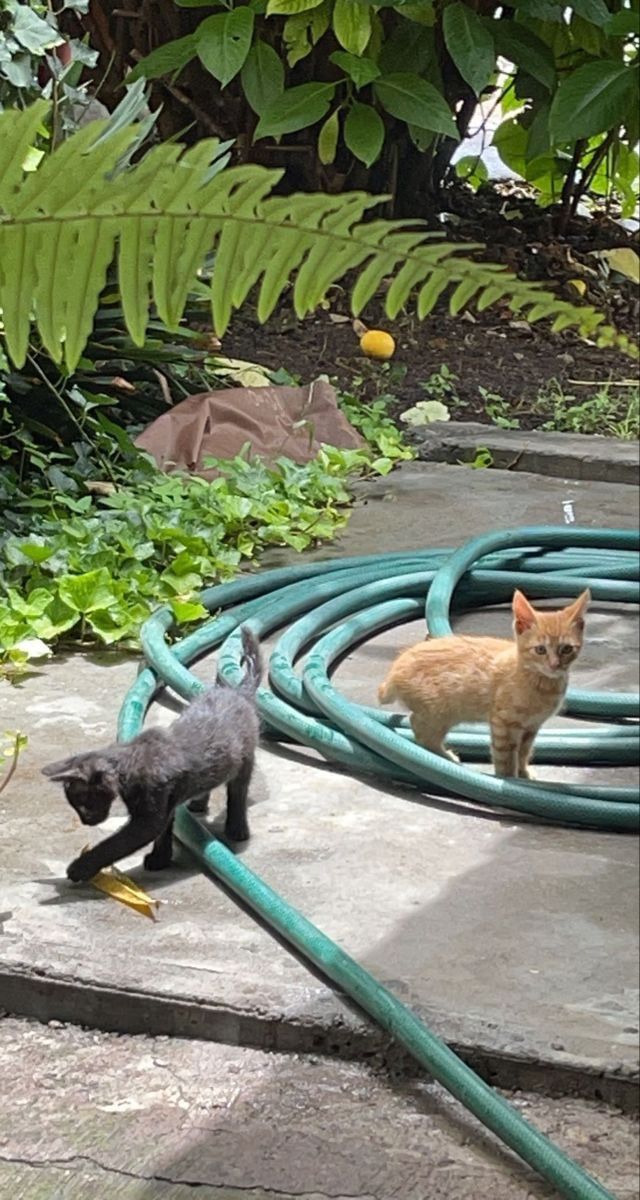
[0, 0, 98, 135]
[0, 423, 413, 668]
[466, 446, 494, 469]
[420, 365, 461, 407]
[338, 390, 414, 471]
[0, 730, 27, 792]
[478, 386, 521, 430]
[532, 377, 639, 438]
[87, 0, 639, 220]
[3, 103, 633, 380]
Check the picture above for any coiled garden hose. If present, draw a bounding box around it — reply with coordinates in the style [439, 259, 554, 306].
[118, 527, 639, 1200]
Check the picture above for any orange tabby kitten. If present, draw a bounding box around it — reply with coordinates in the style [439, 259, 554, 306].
[378, 589, 591, 779]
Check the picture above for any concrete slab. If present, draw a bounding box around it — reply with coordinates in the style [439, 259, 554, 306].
[0, 1016, 638, 1200]
[410, 420, 639, 485]
[1, 464, 638, 1102]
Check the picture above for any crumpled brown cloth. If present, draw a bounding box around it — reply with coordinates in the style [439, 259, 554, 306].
[135, 379, 365, 477]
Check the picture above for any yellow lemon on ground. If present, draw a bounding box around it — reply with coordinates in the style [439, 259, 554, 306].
[360, 330, 396, 360]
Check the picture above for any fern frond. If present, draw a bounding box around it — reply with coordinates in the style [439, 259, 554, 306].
[0, 103, 636, 371]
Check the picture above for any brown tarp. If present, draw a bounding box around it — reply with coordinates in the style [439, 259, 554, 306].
[135, 379, 365, 477]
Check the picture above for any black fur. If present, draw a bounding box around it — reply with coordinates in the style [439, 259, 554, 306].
[42, 627, 262, 883]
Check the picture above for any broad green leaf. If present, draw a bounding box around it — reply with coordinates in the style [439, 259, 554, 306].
[126, 35, 197, 83]
[12, 5, 63, 53]
[282, 4, 330, 65]
[569, 0, 610, 28]
[378, 22, 438, 79]
[318, 111, 340, 165]
[491, 22, 555, 92]
[526, 102, 551, 161]
[492, 117, 558, 189]
[196, 9, 255, 87]
[241, 40, 285, 115]
[397, 2, 436, 23]
[170, 599, 209, 623]
[374, 74, 458, 138]
[58, 569, 117, 614]
[549, 60, 638, 143]
[344, 101, 384, 166]
[330, 50, 380, 88]
[332, 0, 372, 56]
[605, 10, 640, 37]
[268, 0, 325, 12]
[443, 3, 495, 97]
[254, 82, 336, 138]
[454, 154, 488, 191]
[510, 0, 562, 18]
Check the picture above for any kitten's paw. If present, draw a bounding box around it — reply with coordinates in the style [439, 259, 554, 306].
[143, 849, 173, 871]
[445, 749, 461, 764]
[520, 766, 536, 781]
[188, 794, 209, 814]
[225, 821, 250, 843]
[67, 856, 93, 883]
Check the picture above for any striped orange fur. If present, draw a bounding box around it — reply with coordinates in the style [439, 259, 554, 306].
[378, 589, 591, 778]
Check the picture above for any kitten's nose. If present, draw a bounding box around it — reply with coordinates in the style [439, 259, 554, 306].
[548, 656, 560, 670]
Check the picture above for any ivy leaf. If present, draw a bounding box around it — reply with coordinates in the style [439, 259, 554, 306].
[318, 110, 340, 165]
[58, 569, 117, 614]
[196, 9, 255, 87]
[374, 73, 458, 138]
[12, 6, 64, 53]
[254, 81, 335, 138]
[549, 60, 639, 143]
[332, 0, 372, 56]
[170, 599, 209, 623]
[330, 50, 380, 88]
[241, 40, 285, 115]
[491, 22, 555, 92]
[126, 35, 197, 84]
[442, 3, 495, 97]
[344, 101, 384, 166]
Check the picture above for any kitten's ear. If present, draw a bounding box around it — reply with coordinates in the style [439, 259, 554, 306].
[41, 758, 84, 782]
[565, 588, 591, 626]
[512, 589, 537, 634]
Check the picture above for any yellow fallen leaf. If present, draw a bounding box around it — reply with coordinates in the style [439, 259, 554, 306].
[568, 278, 587, 297]
[210, 356, 272, 388]
[90, 865, 158, 920]
[597, 248, 640, 285]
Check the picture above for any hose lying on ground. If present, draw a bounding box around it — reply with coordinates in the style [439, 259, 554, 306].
[118, 527, 639, 1200]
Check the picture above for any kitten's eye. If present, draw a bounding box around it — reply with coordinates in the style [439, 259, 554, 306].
[560, 643, 574, 655]
[534, 645, 547, 656]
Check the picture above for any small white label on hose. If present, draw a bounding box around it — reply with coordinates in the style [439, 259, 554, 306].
[562, 500, 575, 524]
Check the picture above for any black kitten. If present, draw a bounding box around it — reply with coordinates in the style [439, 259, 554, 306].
[42, 627, 262, 883]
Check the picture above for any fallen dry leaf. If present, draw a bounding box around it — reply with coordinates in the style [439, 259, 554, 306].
[568, 278, 587, 297]
[596, 247, 640, 285]
[89, 864, 158, 920]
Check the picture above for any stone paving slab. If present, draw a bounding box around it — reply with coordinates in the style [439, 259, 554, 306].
[0, 464, 638, 1101]
[412, 421, 639, 485]
[0, 1016, 637, 1200]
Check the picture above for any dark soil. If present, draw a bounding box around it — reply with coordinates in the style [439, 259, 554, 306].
[220, 184, 639, 431]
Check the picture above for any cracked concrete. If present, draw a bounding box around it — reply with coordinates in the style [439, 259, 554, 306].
[0, 1016, 637, 1200]
[0, 463, 638, 1101]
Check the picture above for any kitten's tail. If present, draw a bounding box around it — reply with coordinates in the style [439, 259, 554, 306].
[377, 677, 396, 705]
[238, 626, 263, 695]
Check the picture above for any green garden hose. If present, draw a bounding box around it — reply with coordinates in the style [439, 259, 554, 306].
[118, 526, 639, 1200]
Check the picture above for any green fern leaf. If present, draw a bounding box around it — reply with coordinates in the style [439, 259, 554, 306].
[0, 102, 635, 370]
